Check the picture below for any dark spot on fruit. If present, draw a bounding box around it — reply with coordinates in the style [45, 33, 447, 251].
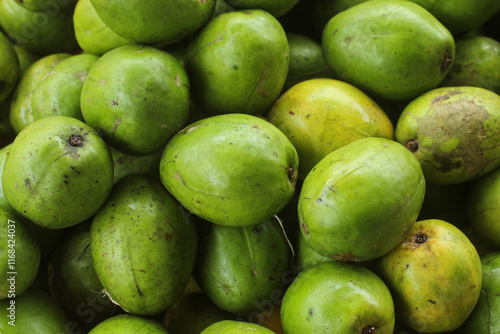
[415, 233, 427, 244]
[428, 299, 436, 304]
[316, 198, 322, 203]
[69, 135, 83, 147]
[441, 50, 453, 73]
[252, 226, 262, 233]
[309, 309, 313, 316]
[406, 140, 418, 152]
[301, 222, 309, 235]
[64, 180, 68, 185]
[24, 178, 31, 190]
[362, 326, 376, 334]
[289, 110, 295, 115]
[288, 166, 296, 184]
[334, 252, 355, 262]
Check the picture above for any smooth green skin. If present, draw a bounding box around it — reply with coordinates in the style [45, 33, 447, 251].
[440, 35, 500, 94]
[0, 0, 78, 55]
[32, 53, 99, 122]
[15, 0, 77, 11]
[47, 222, 119, 331]
[268, 78, 394, 179]
[10, 53, 70, 133]
[466, 166, 500, 249]
[166, 292, 235, 334]
[73, 0, 130, 56]
[201, 320, 276, 333]
[13, 44, 39, 75]
[2, 116, 114, 229]
[81, 44, 191, 156]
[89, 0, 215, 45]
[377, 219, 482, 333]
[160, 114, 299, 227]
[90, 174, 198, 316]
[282, 33, 333, 93]
[0, 144, 14, 214]
[0, 31, 19, 104]
[456, 251, 500, 334]
[322, 0, 455, 101]
[281, 261, 395, 333]
[89, 314, 168, 334]
[295, 228, 333, 272]
[110, 146, 162, 184]
[226, 0, 299, 17]
[395, 86, 500, 185]
[184, 9, 289, 116]
[0, 288, 73, 333]
[299, 137, 425, 262]
[194, 218, 291, 315]
[0, 210, 40, 299]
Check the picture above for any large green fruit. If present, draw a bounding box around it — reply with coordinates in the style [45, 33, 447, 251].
[110, 147, 162, 184]
[90, 174, 198, 316]
[322, 0, 454, 101]
[281, 261, 395, 333]
[0, 31, 19, 104]
[395, 86, 500, 185]
[89, 0, 216, 45]
[299, 137, 425, 261]
[225, 0, 299, 17]
[184, 9, 289, 116]
[160, 114, 298, 227]
[268, 78, 394, 179]
[377, 219, 482, 333]
[81, 44, 191, 156]
[88, 314, 168, 334]
[201, 320, 277, 333]
[193, 218, 291, 315]
[2, 116, 114, 229]
[32, 53, 99, 121]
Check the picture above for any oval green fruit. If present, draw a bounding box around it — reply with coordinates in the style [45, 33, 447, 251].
[89, 314, 168, 334]
[110, 147, 162, 184]
[89, 0, 216, 45]
[268, 78, 394, 179]
[90, 174, 198, 316]
[299, 137, 425, 261]
[0, 31, 19, 104]
[2, 116, 114, 229]
[226, 0, 299, 17]
[81, 44, 191, 156]
[281, 261, 395, 333]
[160, 114, 298, 227]
[322, 0, 455, 101]
[377, 219, 482, 333]
[395, 86, 500, 185]
[184, 9, 289, 116]
[201, 320, 277, 333]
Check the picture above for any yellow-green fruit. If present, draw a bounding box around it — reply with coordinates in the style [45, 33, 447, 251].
[89, 314, 168, 334]
[268, 78, 394, 179]
[201, 320, 277, 333]
[377, 219, 482, 333]
[395, 86, 500, 185]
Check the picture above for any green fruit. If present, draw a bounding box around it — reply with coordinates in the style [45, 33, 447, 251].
[184, 9, 289, 116]
[395, 86, 500, 185]
[73, 0, 130, 56]
[322, 0, 455, 101]
[32, 53, 99, 122]
[193, 218, 291, 315]
[377, 219, 482, 333]
[10, 53, 70, 133]
[90, 174, 198, 316]
[160, 114, 298, 227]
[0, 0, 78, 55]
[47, 222, 119, 331]
[299, 137, 425, 261]
[12, 44, 39, 75]
[0, 144, 14, 214]
[2, 116, 114, 229]
[88, 314, 168, 334]
[312, 0, 368, 36]
[456, 251, 500, 333]
[89, 0, 216, 45]
[15, 0, 77, 11]
[0, 210, 40, 299]
[440, 35, 500, 94]
[466, 166, 500, 249]
[0, 31, 20, 104]
[0, 288, 75, 333]
[81, 44, 191, 156]
[268, 78, 394, 179]
[110, 147, 162, 184]
[201, 320, 277, 333]
[226, 0, 299, 17]
[281, 261, 395, 333]
[294, 228, 333, 272]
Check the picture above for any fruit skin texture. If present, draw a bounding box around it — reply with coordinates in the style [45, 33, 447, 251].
[299, 137, 425, 262]
[89, 0, 215, 46]
[322, 0, 455, 101]
[160, 113, 298, 227]
[184, 9, 289, 116]
[377, 219, 482, 333]
[201, 320, 277, 333]
[226, 0, 299, 17]
[281, 261, 395, 333]
[0, 31, 19, 104]
[88, 314, 168, 334]
[90, 174, 198, 316]
[2, 116, 114, 229]
[81, 44, 190, 156]
[268, 78, 394, 179]
[395, 86, 500, 185]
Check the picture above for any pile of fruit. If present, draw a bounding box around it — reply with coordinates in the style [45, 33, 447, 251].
[0, 0, 500, 333]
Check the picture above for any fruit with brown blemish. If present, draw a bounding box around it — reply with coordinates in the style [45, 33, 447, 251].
[377, 219, 482, 333]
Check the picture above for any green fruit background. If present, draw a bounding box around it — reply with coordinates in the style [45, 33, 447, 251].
[0, 0, 499, 333]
